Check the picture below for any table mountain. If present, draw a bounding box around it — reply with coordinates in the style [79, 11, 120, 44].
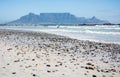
[10, 13, 109, 24]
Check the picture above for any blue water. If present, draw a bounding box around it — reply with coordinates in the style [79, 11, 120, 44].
[0, 25, 120, 44]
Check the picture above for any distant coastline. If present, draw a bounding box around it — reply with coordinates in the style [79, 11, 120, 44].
[0, 23, 120, 26]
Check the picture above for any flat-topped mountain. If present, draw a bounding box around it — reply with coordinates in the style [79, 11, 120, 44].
[10, 13, 109, 24]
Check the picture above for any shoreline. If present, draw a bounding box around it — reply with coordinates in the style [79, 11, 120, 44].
[0, 29, 120, 77]
[1, 28, 120, 45]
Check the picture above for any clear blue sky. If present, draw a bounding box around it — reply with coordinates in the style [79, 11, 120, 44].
[0, 0, 120, 23]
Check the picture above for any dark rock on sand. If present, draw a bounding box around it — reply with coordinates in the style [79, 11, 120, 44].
[12, 72, 16, 74]
[46, 65, 51, 67]
[93, 75, 97, 77]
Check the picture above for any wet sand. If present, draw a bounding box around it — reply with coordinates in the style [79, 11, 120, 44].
[0, 29, 120, 77]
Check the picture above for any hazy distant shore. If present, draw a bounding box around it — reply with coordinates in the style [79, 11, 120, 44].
[0, 29, 120, 77]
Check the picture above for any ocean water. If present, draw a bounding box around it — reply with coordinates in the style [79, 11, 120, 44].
[0, 25, 120, 44]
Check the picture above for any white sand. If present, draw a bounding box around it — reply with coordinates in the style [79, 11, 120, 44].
[0, 30, 120, 77]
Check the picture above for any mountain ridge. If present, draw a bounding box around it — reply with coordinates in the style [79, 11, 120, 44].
[10, 13, 109, 24]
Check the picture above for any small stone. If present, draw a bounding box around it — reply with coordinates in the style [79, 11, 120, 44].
[58, 53, 61, 55]
[81, 66, 84, 68]
[60, 63, 62, 66]
[84, 73, 87, 75]
[14, 59, 20, 62]
[85, 66, 94, 70]
[2, 67, 5, 68]
[111, 69, 116, 72]
[72, 58, 76, 60]
[32, 74, 36, 76]
[65, 65, 67, 67]
[93, 75, 97, 77]
[7, 63, 10, 65]
[7, 48, 12, 51]
[55, 65, 59, 67]
[86, 62, 93, 66]
[97, 69, 100, 72]
[103, 75, 106, 77]
[46, 65, 51, 67]
[91, 53, 94, 55]
[52, 71, 55, 72]
[101, 69, 104, 72]
[47, 70, 51, 73]
[12, 72, 16, 74]
[32, 59, 35, 61]
[87, 71, 89, 73]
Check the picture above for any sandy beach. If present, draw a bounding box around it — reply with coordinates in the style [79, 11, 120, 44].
[0, 29, 120, 77]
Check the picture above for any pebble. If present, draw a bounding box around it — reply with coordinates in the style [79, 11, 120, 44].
[2, 67, 6, 68]
[46, 64, 51, 67]
[55, 65, 59, 67]
[93, 75, 97, 77]
[85, 66, 94, 70]
[47, 70, 51, 73]
[32, 74, 36, 76]
[12, 72, 16, 74]
[32, 59, 35, 61]
[7, 48, 12, 51]
[14, 59, 20, 62]
[86, 62, 94, 66]
[7, 63, 10, 65]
